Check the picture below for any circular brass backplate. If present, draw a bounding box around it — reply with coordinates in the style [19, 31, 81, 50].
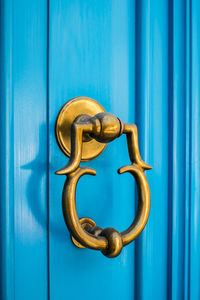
[71, 217, 96, 249]
[55, 97, 107, 161]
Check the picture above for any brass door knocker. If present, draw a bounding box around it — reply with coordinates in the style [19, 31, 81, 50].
[55, 97, 152, 258]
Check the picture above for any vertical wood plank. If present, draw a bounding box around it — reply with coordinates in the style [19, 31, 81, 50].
[0, 0, 49, 299]
[184, 0, 191, 298]
[13, 0, 48, 299]
[135, 0, 169, 299]
[49, 1, 136, 299]
[168, 1, 186, 299]
[190, 0, 200, 298]
[0, 0, 14, 299]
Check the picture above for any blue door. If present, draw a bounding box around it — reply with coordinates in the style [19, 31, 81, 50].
[0, 1, 200, 300]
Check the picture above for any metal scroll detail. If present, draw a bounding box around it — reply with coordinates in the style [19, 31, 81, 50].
[55, 97, 152, 258]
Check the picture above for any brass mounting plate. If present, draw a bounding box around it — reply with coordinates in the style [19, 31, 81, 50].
[55, 97, 107, 161]
[71, 217, 96, 249]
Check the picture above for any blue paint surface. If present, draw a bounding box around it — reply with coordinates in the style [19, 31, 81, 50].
[135, 1, 169, 299]
[0, 0, 48, 300]
[49, 1, 136, 299]
[0, 1, 200, 299]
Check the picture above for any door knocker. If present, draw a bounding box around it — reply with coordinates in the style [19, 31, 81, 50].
[55, 97, 152, 258]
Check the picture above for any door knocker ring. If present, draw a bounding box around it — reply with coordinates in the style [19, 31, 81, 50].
[55, 97, 152, 258]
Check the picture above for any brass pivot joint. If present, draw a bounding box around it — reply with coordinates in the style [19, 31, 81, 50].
[89, 113, 124, 142]
[55, 97, 152, 258]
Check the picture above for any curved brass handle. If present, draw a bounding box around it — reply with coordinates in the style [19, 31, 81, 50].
[55, 97, 152, 258]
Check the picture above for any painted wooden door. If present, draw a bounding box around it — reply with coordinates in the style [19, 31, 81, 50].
[0, 1, 200, 300]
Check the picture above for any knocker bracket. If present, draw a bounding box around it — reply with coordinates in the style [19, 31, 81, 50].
[55, 97, 107, 162]
[55, 97, 152, 258]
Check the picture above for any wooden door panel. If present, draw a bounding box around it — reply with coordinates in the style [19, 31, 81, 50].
[0, 1, 200, 300]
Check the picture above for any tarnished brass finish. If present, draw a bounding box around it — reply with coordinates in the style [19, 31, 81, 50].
[56, 97, 152, 258]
